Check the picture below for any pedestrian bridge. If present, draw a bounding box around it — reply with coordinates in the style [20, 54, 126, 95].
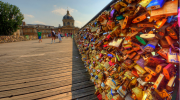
[0, 38, 97, 100]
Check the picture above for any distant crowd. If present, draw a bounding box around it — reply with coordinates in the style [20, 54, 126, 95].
[37, 29, 73, 43]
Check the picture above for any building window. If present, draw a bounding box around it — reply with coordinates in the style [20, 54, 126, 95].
[72, 23, 73, 26]
[64, 22, 66, 26]
[67, 22, 70, 25]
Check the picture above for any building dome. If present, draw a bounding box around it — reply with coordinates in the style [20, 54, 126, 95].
[63, 10, 74, 20]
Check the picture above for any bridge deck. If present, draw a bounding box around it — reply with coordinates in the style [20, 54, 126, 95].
[0, 38, 97, 100]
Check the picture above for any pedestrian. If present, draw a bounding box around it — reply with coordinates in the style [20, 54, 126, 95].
[51, 29, 56, 43]
[67, 33, 68, 38]
[37, 29, 42, 43]
[58, 29, 62, 43]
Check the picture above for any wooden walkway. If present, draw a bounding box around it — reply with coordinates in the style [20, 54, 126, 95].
[0, 38, 97, 100]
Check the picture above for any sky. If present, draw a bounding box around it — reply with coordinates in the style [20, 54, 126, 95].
[2, 0, 111, 28]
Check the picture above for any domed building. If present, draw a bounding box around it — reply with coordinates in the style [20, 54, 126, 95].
[20, 10, 79, 36]
[54, 10, 79, 35]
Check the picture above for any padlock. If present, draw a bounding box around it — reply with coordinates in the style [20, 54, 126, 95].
[127, 3, 136, 11]
[159, 39, 170, 48]
[117, 86, 128, 98]
[137, 78, 147, 86]
[122, 16, 133, 29]
[128, 52, 137, 59]
[154, 18, 167, 29]
[166, 76, 176, 91]
[120, 7, 127, 13]
[107, 20, 115, 31]
[142, 89, 163, 100]
[132, 87, 143, 100]
[132, 12, 148, 23]
[167, 48, 179, 64]
[137, 23, 154, 27]
[119, 1, 128, 7]
[133, 54, 141, 61]
[146, 0, 166, 10]
[144, 56, 166, 68]
[150, 0, 178, 17]
[144, 66, 157, 76]
[136, 58, 145, 68]
[113, 1, 121, 12]
[130, 26, 144, 33]
[122, 79, 130, 90]
[134, 64, 146, 75]
[126, 0, 133, 4]
[116, 15, 125, 20]
[155, 89, 170, 99]
[163, 64, 175, 80]
[106, 78, 116, 90]
[157, 48, 169, 59]
[144, 39, 158, 52]
[166, 26, 178, 40]
[135, 35, 146, 45]
[139, 0, 152, 7]
[145, 74, 156, 82]
[140, 34, 155, 40]
[153, 73, 165, 90]
[124, 71, 134, 79]
[131, 69, 139, 77]
[156, 63, 167, 74]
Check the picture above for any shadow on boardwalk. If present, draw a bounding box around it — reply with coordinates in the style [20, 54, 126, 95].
[71, 39, 98, 100]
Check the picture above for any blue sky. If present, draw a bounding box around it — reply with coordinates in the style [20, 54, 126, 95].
[2, 0, 111, 28]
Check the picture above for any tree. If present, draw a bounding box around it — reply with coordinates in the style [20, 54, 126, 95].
[0, 1, 24, 35]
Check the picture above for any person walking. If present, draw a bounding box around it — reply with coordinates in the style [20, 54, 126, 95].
[51, 29, 56, 43]
[65, 33, 67, 38]
[67, 33, 68, 38]
[37, 29, 42, 43]
[58, 29, 62, 43]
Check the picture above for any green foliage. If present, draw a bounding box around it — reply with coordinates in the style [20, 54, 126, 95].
[0, 1, 24, 35]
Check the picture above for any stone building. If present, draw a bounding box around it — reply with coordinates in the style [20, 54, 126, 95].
[55, 10, 79, 35]
[21, 23, 54, 36]
[19, 10, 79, 36]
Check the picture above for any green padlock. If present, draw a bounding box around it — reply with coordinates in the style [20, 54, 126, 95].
[135, 35, 146, 45]
[116, 15, 125, 20]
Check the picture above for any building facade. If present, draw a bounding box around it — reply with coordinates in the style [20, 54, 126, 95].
[55, 10, 79, 35]
[19, 10, 79, 36]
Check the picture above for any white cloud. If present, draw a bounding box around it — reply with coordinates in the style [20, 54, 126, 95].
[33, 21, 45, 25]
[24, 14, 34, 20]
[52, 7, 77, 16]
[53, 5, 56, 7]
[75, 20, 86, 28]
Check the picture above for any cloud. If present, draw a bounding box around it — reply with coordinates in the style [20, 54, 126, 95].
[52, 7, 77, 16]
[53, 5, 56, 7]
[75, 20, 86, 28]
[33, 21, 46, 25]
[24, 14, 34, 19]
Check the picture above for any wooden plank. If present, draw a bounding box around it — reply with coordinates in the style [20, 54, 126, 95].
[78, 94, 98, 100]
[0, 62, 84, 72]
[1, 81, 94, 100]
[0, 64, 85, 76]
[0, 73, 90, 91]
[0, 79, 93, 98]
[0, 69, 87, 82]
[39, 87, 95, 100]
[0, 71, 89, 86]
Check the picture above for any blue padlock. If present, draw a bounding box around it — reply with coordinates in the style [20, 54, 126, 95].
[167, 16, 177, 23]
[146, 0, 165, 10]
[107, 54, 113, 57]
